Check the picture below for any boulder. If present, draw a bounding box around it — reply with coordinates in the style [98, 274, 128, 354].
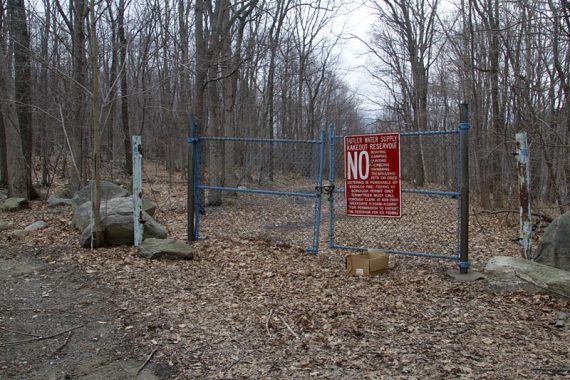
[25, 221, 47, 232]
[76, 198, 166, 247]
[535, 212, 570, 271]
[2, 197, 29, 211]
[485, 256, 570, 299]
[72, 181, 129, 207]
[80, 213, 166, 247]
[73, 197, 157, 231]
[12, 230, 29, 240]
[138, 238, 193, 260]
[47, 195, 73, 208]
[0, 220, 10, 232]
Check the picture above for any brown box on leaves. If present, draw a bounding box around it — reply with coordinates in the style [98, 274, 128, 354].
[346, 250, 389, 276]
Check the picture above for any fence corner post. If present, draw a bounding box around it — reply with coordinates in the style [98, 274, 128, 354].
[132, 135, 143, 247]
[459, 103, 470, 273]
[515, 131, 532, 259]
[327, 124, 335, 249]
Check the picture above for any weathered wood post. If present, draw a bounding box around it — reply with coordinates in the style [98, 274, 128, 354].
[515, 132, 532, 259]
[132, 135, 143, 246]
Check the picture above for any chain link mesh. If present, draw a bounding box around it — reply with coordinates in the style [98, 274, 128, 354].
[194, 130, 462, 257]
[196, 137, 323, 250]
[329, 132, 461, 257]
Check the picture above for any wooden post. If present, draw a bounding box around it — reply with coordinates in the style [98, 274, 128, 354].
[132, 136, 143, 246]
[516, 132, 532, 259]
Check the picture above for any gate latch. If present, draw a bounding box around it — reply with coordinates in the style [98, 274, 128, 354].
[318, 182, 335, 195]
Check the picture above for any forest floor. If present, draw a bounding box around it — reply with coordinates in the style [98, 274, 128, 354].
[1, 165, 569, 379]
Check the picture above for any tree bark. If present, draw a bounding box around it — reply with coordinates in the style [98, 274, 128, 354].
[118, 0, 132, 175]
[8, 0, 37, 199]
[89, 0, 104, 246]
[0, 111, 7, 186]
[0, 51, 27, 197]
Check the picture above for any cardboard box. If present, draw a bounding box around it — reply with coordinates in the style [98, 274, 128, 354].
[346, 250, 389, 276]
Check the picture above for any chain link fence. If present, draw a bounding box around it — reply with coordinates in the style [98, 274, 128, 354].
[328, 129, 463, 259]
[193, 133, 326, 252]
[190, 125, 468, 264]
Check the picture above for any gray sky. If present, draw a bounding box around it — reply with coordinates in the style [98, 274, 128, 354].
[332, 1, 380, 119]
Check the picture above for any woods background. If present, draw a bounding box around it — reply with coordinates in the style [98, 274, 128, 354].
[0, 0, 568, 214]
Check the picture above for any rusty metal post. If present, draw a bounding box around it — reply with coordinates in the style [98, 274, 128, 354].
[459, 104, 470, 273]
[516, 132, 532, 259]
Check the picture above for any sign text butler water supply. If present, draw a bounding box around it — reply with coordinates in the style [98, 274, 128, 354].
[344, 133, 401, 217]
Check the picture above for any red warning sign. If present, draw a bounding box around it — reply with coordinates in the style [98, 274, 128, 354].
[344, 133, 401, 217]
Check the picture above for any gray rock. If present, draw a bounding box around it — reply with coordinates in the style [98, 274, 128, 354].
[25, 221, 47, 232]
[79, 225, 105, 248]
[143, 198, 157, 217]
[73, 197, 157, 231]
[77, 198, 166, 248]
[72, 181, 129, 207]
[0, 220, 9, 232]
[47, 195, 73, 208]
[138, 238, 193, 260]
[535, 212, 570, 271]
[12, 230, 29, 239]
[485, 256, 570, 299]
[2, 197, 29, 211]
[0, 191, 7, 202]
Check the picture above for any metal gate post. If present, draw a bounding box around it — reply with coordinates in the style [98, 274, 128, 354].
[309, 129, 326, 254]
[194, 126, 202, 240]
[459, 103, 471, 273]
[327, 125, 336, 249]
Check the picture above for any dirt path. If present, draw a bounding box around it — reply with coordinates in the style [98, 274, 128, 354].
[0, 243, 168, 380]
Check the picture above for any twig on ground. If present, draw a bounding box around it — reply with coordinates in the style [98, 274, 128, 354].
[135, 347, 158, 376]
[225, 357, 241, 374]
[265, 309, 273, 337]
[278, 315, 300, 340]
[0, 324, 85, 346]
[0, 326, 42, 338]
[53, 331, 72, 354]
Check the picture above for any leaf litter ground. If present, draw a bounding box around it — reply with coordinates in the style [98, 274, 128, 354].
[0, 167, 568, 379]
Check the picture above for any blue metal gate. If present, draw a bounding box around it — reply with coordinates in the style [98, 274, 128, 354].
[327, 122, 470, 270]
[187, 109, 470, 270]
[189, 129, 326, 253]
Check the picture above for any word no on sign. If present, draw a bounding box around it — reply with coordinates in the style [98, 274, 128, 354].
[344, 132, 401, 217]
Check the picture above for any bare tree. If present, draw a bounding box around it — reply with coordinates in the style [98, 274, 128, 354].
[8, 0, 37, 198]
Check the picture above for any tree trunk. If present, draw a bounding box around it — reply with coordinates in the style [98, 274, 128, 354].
[0, 113, 7, 186]
[89, 0, 104, 247]
[118, 0, 132, 175]
[195, 0, 207, 211]
[0, 51, 27, 197]
[70, 0, 88, 191]
[40, 0, 52, 187]
[8, 0, 37, 199]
